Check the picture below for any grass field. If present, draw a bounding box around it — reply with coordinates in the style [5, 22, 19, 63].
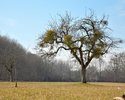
[0, 82, 125, 100]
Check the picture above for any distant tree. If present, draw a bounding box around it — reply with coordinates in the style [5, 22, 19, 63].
[107, 52, 125, 82]
[86, 65, 98, 82]
[109, 54, 120, 82]
[98, 57, 105, 81]
[2, 52, 15, 82]
[0, 35, 25, 83]
[0, 36, 15, 81]
[38, 12, 122, 83]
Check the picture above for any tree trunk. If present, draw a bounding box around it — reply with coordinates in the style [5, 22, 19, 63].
[9, 72, 13, 82]
[81, 66, 87, 83]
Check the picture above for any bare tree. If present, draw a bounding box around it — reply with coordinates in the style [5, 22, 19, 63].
[38, 12, 122, 83]
[0, 35, 25, 85]
[108, 52, 125, 82]
[98, 57, 105, 81]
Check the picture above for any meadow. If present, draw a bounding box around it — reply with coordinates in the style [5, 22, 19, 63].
[0, 82, 125, 100]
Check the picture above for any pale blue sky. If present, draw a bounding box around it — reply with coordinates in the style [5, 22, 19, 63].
[0, 0, 125, 52]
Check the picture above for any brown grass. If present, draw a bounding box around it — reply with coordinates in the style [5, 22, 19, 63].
[0, 82, 125, 100]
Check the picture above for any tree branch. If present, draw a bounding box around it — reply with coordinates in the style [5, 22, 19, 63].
[41, 46, 70, 58]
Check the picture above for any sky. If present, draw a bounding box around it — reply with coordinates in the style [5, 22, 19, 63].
[0, 0, 125, 53]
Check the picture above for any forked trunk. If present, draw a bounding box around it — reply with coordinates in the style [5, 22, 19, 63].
[81, 66, 87, 83]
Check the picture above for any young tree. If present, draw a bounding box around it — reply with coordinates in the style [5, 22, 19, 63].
[38, 13, 121, 83]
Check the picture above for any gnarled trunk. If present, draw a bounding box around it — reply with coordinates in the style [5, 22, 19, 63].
[81, 65, 87, 83]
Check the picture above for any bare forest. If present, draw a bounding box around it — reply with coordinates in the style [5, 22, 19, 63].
[0, 35, 125, 82]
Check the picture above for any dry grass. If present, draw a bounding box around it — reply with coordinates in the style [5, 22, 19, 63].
[0, 82, 125, 100]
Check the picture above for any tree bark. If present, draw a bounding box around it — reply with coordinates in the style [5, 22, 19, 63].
[81, 66, 87, 83]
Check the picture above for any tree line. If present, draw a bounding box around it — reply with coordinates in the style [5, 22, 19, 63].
[0, 35, 80, 82]
[0, 35, 125, 82]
